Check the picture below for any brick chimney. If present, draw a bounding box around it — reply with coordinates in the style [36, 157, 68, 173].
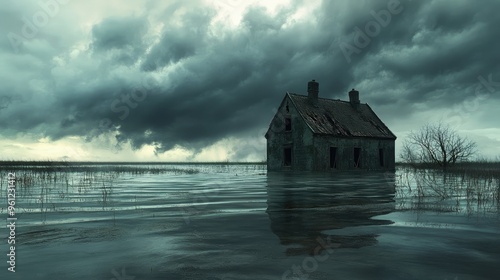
[307, 79, 319, 105]
[349, 88, 360, 109]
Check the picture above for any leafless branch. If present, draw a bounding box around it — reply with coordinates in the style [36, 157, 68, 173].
[400, 122, 477, 168]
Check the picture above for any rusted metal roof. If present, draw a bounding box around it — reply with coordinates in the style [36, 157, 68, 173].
[288, 93, 396, 139]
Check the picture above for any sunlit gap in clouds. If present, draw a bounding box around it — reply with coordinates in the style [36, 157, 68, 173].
[0, 132, 265, 162]
[209, 0, 321, 30]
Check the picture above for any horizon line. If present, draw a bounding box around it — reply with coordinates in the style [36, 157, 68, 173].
[0, 160, 267, 165]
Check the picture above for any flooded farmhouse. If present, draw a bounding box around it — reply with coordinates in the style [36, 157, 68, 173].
[265, 80, 397, 171]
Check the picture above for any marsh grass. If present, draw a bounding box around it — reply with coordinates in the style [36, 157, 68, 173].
[397, 161, 500, 177]
[0, 161, 202, 175]
[396, 162, 500, 215]
[0, 168, 119, 222]
[0, 161, 265, 224]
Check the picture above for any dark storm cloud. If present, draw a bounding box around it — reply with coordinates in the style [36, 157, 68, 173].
[91, 17, 148, 52]
[90, 16, 149, 65]
[1, 0, 499, 157]
[141, 8, 213, 71]
[319, 0, 500, 137]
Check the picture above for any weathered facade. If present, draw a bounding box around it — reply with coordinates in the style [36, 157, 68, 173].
[265, 80, 396, 171]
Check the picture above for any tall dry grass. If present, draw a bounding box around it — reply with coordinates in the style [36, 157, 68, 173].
[396, 161, 500, 215]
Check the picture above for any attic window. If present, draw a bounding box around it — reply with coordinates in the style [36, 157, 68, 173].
[285, 117, 291, 131]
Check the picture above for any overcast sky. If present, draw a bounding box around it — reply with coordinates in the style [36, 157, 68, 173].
[1, 0, 499, 161]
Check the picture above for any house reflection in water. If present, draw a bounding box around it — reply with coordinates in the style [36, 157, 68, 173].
[266, 172, 396, 256]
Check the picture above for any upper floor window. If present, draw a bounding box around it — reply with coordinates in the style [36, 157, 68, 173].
[285, 117, 291, 131]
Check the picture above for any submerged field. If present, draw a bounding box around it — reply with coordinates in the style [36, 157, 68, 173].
[0, 163, 499, 279]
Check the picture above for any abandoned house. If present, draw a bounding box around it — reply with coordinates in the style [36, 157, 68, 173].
[265, 80, 396, 171]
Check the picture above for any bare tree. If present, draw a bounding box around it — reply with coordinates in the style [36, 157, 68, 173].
[400, 123, 477, 168]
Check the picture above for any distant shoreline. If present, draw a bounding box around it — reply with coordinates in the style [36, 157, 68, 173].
[0, 161, 267, 174]
[0, 161, 267, 166]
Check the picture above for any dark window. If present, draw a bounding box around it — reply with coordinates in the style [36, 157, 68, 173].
[354, 148, 361, 168]
[284, 147, 292, 166]
[379, 149, 384, 167]
[285, 117, 291, 131]
[329, 147, 337, 168]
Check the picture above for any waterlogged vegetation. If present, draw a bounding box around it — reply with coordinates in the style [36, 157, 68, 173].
[3, 160, 497, 218]
[0, 161, 498, 279]
[0, 161, 204, 174]
[396, 163, 500, 215]
[0, 162, 266, 222]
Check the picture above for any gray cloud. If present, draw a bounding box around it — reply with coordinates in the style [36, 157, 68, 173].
[1, 0, 499, 159]
[91, 16, 149, 65]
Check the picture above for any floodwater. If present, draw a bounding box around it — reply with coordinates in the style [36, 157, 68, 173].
[0, 164, 499, 279]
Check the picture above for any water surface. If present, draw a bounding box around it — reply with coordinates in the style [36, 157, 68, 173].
[0, 165, 499, 279]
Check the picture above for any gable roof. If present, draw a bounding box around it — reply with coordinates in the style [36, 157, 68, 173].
[287, 93, 396, 140]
